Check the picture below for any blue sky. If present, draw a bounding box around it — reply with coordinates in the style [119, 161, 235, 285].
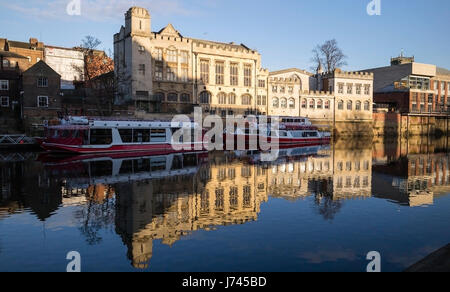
[0, 0, 449, 71]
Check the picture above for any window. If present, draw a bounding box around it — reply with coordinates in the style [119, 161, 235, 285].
[37, 77, 48, 87]
[90, 129, 112, 145]
[364, 101, 370, 111]
[1, 96, 9, 107]
[280, 98, 287, 108]
[167, 93, 178, 102]
[364, 85, 370, 95]
[241, 94, 252, 106]
[0, 80, 8, 90]
[288, 98, 295, 109]
[167, 50, 177, 63]
[180, 93, 190, 102]
[244, 64, 252, 87]
[257, 95, 266, 106]
[217, 92, 227, 104]
[200, 60, 209, 84]
[347, 101, 352, 110]
[230, 63, 239, 86]
[27, 56, 31, 63]
[356, 84, 362, 95]
[280, 86, 285, 93]
[2, 59, 10, 68]
[119, 129, 133, 143]
[167, 66, 176, 81]
[138, 64, 145, 76]
[288, 86, 294, 94]
[347, 84, 353, 94]
[155, 64, 163, 80]
[181, 67, 188, 82]
[215, 61, 224, 85]
[180, 51, 189, 64]
[338, 100, 344, 110]
[325, 100, 330, 109]
[155, 48, 163, 61]
[338, 83, 344, 94]
[150, 129, 167, 142]
[309, 99, 315, 109]
[272, 85, 277, 93]
[258, 80, 266, 88]
[133, 129, 150, 143]
[356, 101, 361, 111]
[37, 96, 48, 108]
[272, 97, 279, 108]
[317, 99, 323, 109]
[138, 46, 145, 53]
[199, 91, 210, 104]
[228, 93, 236, 105]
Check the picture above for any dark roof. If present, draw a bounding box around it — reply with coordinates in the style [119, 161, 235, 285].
[8, 40, 44, 51]
[0, 51, 28, 59]
[23, 60, 61, 77]
[437, 67, 450, 76]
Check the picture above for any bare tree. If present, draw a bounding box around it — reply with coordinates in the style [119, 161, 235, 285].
[311, 39, 347, 73]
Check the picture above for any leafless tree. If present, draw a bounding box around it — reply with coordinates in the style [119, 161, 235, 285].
[311, 39, 347, 73]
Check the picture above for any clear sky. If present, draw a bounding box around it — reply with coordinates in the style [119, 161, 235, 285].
[1, 0, 449, 71]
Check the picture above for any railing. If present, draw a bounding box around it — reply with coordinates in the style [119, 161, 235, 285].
[0, 152, 36, 162]
[0, 134, 36, 145]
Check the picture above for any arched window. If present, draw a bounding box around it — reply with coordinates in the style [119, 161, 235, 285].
[217, 92, 227, 104]
[288, 98, 295, 109]
[301, 99, 307, 109]
[241, 94, 252, 106]
[167, 93, 178, 102]
[199, 91, 211, 104]
[281, 98, 287, 108]
[317, 99, 323, 109]
[364, 101, 370, 111]
[309, 99, 315, 109]
[228, 93, 236, 105]
[338, 100, 344, 110]
[154, 92, 165, 101]
[325, 100, 330, 109]
[273, 97, 279, 108]
[356, 101, 361, 111]
[347, 101, 353, 110]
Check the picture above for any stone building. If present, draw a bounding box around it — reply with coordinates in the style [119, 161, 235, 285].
[114, 7, 269, 116]
[22, 61, 61, 125]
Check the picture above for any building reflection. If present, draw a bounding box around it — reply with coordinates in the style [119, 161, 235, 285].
[373, 136, 450, 207]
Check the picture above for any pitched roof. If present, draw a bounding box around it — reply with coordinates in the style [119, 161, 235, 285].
[270, 68, 314, 76]
[437, 67, 450, 76]
[23, 60, 61, 77]
[0, 51, 28, 59]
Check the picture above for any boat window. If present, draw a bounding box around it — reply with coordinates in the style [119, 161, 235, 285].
[150, 157, 166, 171]
[302, 131, 318, 137]
[291, 131, 303, 138]
[279, 131, 288, 137]
[150, 129, 167, 142]
[133, 129, 150, 143]
[72, 130, 80, 139]
[90, 161, 113, 177]
[119, 129, 133, 143]
[183, 154, 198, 167]
[171, 155, 183, 170]
[119, 160, 133, 175]
[134, 158, 150, 173]
[90, 129, 112, 145]
[61, 130, 71, 138]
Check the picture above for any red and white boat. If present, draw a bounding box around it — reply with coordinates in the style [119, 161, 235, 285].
[41, 116, 206, 155]
[224, 116, 331, 149]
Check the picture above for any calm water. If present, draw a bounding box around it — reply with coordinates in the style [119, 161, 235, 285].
[0, 137, 449, 272]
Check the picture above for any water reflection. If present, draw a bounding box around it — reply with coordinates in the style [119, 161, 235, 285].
[0, 137, 449, 271]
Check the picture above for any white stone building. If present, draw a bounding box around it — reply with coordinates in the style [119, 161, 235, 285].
[44, 46, 85, 89]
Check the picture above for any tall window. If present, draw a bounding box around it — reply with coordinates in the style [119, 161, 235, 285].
[338, 100, 344, 110]
[155, 48, 163, 61]
[325, 100, 330, 109]
[0, 80, 8, 90]
[317, 99, 323, 109]
[347, 84, 353, 94]
[1, 96, 9, 107]
[138, 64, 145, 76]
[181, 67, 188, 82]
[347, 100, 353, 110]
[364, 85, 370, 95]
[199, 91, 210, 104]
[215, 61, 224, 85]
[241, 94, 252, 106]
[258, 80, 266, 88]
[217, 92, 227, 104]
[356, 101, 361, 111]
[288, 98, 295, 109]
[301, 99, 307, 109]
[167, 66, 176, 81]
[180, 51, 189, 64]
[37, 77, 48, 87]
[280, 98, 287, 108]
[244, 64, 252, 87]
[167, 50, 177, 63]
[37, 96, 49, 108]
[356, 84, 362, 95]
[257, 95, 266, 106]
[200, 60, 209, 84]
[338, 83, 344, 94]
[364, 101, 370, 111]
[155, 64, 163, 80]
[273, 97, 279, 108]
[309, 99, 315, 109]
[180, 93, 190, 102]
[272, 85, 277, 93]
[228, 93, 236, 105]
[230, 63, 239, 86]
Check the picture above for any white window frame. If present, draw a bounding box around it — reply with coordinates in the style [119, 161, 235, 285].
[37, 77, 48, 88]
[0, 80, 9, 90]
[1, 96, 9, 107]
[37, 96, 49, 108]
